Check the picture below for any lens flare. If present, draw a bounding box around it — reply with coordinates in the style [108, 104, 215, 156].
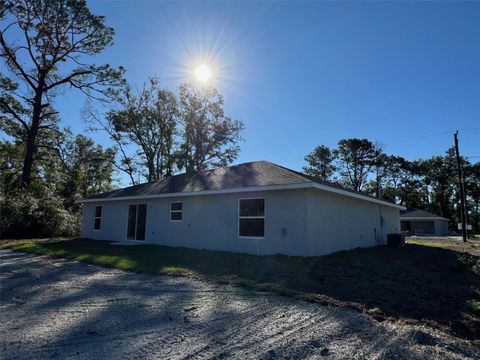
[195, 64, 212, 83]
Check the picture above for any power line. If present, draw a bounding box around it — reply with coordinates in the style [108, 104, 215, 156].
[385, 127, 480, 146]
[385, 131, 451, 145]
[276, 128, 480, 164]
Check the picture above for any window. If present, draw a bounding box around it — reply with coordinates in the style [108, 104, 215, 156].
[94, 206, 102, 230]
[170, 202, 183, 221]
[127, 204, 147, 240]
[238, 198, 265, 238]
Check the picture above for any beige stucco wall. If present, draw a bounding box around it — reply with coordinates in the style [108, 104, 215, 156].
[81, 188, 400, 256]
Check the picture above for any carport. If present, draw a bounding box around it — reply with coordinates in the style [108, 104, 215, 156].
[400, 209, 449, 236]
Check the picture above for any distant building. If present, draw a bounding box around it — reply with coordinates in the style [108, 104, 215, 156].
[400, 209, 449, 236]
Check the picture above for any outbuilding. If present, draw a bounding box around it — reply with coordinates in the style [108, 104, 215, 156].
[400, 209, 449, 236]
[79, 161, 403, 256]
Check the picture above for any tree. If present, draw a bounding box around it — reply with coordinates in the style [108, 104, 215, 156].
[370, 145, 387, 198]
[0, 130, 116, 238]
[58, 132, 116, 207]
[393, 160, 428, 208]
[465, 162, 480, 232]
[0, 0, 124, 186]
[421, 155, 457, 220]
[303, 145, 336, 181]
[179, 82, 244, 172]
[378, 156, 410, 203]
[83, 102, 141, 185]
[335, 138, 378, 192]
[106, 78, 179, 182]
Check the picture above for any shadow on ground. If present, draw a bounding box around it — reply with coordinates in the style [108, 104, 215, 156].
[4, 237, 480, 342]
[308, 244, 480, 341]
[3, 250, 451, 360]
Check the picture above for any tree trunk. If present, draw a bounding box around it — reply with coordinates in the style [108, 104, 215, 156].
[147, 158, 156, 182]
[21, 130, 36, 186]
[21, 89, 43, 187]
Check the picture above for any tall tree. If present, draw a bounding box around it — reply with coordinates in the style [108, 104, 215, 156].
[379, 156, 410, 203]
[303, 145, 336, 181]
[465, 162, 480, 232]
[421, 155, 457, 219]
[396, 160, 429, 209]
[179, 82, 244, 172]
[58, 132, 116, 207]
[335, 138, 378, 192]
[370, 145, 387, 198]
[83, 102, 140, 186]
[0, 0, 124, 186]
[106, 78, 179, 182]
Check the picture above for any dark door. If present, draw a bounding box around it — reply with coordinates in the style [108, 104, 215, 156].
[136, 204, 147, 241]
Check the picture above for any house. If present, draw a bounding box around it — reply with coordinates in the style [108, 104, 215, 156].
[79, 161, 403, 256]
[400, 209, 449, 236]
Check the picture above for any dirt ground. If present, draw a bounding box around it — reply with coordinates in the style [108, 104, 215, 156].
[1, 250, 478, 360]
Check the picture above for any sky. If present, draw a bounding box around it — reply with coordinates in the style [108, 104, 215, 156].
[5, 1, 480, 178]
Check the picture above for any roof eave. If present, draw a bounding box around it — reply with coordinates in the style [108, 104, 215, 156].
[76, 182, 314, 204]
[77, 182, 404, 210]
[400, 216, 450, 221]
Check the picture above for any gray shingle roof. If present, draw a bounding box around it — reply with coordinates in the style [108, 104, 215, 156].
[82, 161, 401, 209]
[400, 209, 448, 220]
[84, 161, 313, 200]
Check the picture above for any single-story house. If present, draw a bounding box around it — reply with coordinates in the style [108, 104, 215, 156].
[79, 161, 403, 256]
[400, 209, 449, 236]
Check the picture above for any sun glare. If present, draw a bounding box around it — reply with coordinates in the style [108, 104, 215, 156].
[195, 64, 212, 83]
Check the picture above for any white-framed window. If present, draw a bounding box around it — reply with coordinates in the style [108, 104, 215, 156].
[170, 202, 183, 222]
[238, 198, 265, 238]
[93, 206, 102, 231]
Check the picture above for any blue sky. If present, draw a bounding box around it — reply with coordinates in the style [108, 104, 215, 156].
[9, 1, 480, 174]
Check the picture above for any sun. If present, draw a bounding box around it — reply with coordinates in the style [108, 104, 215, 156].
[194, 64, 212, 83]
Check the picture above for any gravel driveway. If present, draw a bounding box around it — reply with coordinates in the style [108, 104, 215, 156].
[0, 250, 478, 360]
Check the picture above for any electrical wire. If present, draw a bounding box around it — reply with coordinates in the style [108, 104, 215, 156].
[385, 127, 480, 146]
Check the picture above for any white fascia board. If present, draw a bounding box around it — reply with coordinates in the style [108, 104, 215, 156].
[78, 181, 404, 210]
[311, 183, 406, 210]
[400, 217, 449, 221]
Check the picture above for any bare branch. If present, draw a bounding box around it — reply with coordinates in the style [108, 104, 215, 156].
[0, 32, 37, 90]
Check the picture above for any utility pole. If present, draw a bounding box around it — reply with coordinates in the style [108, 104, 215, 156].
[454, 130, 468, 242]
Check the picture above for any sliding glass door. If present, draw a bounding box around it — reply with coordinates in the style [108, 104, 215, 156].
[127, 204, 147, 240]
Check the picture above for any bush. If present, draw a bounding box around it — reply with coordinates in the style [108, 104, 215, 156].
[0, 187, 80, 239]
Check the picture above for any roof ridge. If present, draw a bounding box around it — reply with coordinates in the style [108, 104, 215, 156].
[261, 161, 313, 182]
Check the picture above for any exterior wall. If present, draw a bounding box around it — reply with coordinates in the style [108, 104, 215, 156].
[400, 219, 449, 236]
[81, 189, 309, 255]
[306, 189, 400, 256]
[81, 202, 131, 242]
[81, 188, 401, 256]
[434, 219, 449, 235]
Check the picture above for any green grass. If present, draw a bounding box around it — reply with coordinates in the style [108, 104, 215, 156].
[3, 237, 480, 342]
[470, 300, 480, 315]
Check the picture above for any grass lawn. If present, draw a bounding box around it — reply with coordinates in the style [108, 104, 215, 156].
[2, 237, 480, 343]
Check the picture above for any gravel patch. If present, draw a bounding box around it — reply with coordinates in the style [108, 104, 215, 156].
[1, 250, 478, 360]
